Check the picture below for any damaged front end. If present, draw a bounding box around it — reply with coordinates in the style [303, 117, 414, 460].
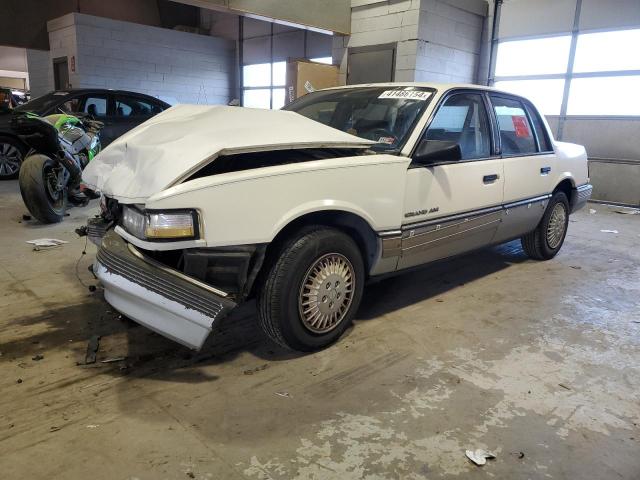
[87, 197, 264, 350]
[94, 230, 236, 349]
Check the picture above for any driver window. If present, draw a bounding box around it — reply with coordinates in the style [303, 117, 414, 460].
[424, 93, 491, 160]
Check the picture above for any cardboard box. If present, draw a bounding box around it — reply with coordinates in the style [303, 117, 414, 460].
[285, 59, 339, 104]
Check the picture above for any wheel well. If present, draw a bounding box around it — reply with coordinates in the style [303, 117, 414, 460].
[252, 211, 378, 296]
[0, 133, 27, 151]
[553, 179, 574, 207]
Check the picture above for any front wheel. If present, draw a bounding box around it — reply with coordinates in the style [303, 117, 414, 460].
[521, 191, 569, 260]
[19, 154, 68, 223]
[258, 227, 365, 351]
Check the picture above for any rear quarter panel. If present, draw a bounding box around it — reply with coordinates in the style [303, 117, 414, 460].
[553, 141, 589, 188]
[146, 155, 411, 247]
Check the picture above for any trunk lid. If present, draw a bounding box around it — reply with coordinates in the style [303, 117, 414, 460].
[82, 104, 373, 203]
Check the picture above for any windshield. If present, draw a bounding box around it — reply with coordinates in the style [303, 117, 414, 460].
[14, 91, 70, 114]
[283, 87, 435, 151]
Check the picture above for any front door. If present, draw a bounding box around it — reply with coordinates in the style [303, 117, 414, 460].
[398, 91, 504, 270]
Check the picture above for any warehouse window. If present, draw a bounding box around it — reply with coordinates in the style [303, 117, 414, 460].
[493, 28, 640, 117]
[495, 36, 572, 76]
[310, 57, 333, 65]
[573, 29, 640, 73]
[242, 61, 286, 109]
[494, 79, 565, 115]
[567, 76, 640, 116]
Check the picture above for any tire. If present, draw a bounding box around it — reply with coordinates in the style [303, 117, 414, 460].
[19, 154, 68, 224]
[258, 227, 365, 351]
[521, 191, 570, 260]
[0, 136, 26, 180]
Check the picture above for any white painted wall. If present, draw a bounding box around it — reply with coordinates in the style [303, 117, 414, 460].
[42, 12, 236, 105]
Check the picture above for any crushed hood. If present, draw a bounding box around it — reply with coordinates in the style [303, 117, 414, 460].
[82, 104, 374, 202]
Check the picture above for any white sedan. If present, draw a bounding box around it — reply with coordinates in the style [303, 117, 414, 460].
[83, 83, 592, 351]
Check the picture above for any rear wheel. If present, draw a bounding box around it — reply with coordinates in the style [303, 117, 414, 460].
[0, 136, 25, 180]
[258, 227, 365, 351]
[521, 191, 569, 260]
[19, 154, 68, 223]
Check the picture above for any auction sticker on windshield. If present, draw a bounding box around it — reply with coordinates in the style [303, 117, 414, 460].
[378, 90, 432, 100]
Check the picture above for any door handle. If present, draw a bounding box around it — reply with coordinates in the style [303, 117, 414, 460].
[540, 166, 551, 175]
[483, 174, 499, 184]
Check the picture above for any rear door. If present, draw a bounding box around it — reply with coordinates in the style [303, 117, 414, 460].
[399, 90, 504, 270]
[490, 94, 557, 242]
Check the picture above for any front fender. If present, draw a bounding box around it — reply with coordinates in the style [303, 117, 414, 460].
[145, 156, 410, 247]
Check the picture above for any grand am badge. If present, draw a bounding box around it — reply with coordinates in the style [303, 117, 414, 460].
[404, 207, 439, 218]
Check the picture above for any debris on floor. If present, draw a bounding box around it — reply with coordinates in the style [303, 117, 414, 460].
[589, 208, 597, 214]
[612, 207, 640, 215]
[600, 230, 619, 234]
[466, 449, 496, 466]
[244, 364, 269, 375]
[100, 357, 126, 364]
[275, 391, 292, 399]
[510, 451, 525, 459]
[22, 214, 32, 221]
[82, 335, 101, 365]
[26, 238, 69, 250]
[31, 354, 44, 361]
[558, 383, 572, 390]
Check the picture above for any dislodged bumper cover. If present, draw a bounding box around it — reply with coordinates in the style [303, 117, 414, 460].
[82, 105, 374, 203]
[94, 230, 236, 349]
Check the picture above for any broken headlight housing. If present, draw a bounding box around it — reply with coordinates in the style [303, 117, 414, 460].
[121, 206, 199, 241]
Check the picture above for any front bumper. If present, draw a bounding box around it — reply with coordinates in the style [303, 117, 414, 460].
[94, 231, 236, 350]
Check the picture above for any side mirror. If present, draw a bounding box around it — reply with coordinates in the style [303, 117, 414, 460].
[413, 139, 462, 165]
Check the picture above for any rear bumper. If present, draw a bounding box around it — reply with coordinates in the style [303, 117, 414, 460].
[571, 183, 592, 213]
[94, 231, 236, 350]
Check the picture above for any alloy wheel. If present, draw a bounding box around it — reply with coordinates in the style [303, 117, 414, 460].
[0, 142, 21, 177]
[298, 253, 355, 334]
[546, 202, 567, 249]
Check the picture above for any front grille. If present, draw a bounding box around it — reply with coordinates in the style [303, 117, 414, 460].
[97, 238, 227, 320]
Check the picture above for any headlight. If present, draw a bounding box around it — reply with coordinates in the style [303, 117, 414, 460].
[121, 206, 199, 240]
[146, 212, 195, 238]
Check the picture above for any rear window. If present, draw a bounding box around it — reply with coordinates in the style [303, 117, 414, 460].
[14, 91, 70, 114]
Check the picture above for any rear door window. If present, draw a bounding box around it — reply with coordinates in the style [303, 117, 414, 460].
[490, 96, 537, 155]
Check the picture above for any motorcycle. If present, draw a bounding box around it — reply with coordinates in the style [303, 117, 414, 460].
[11, 112, 102, 223]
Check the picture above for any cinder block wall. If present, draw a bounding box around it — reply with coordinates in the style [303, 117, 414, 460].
[333, 0, 485, 84]
[42, 12, 235, 105]
[25, 50, 54, 97]
[414, 0, 483, 83]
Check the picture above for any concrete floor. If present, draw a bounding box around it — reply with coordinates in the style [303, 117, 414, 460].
[1, 178, 639, 480]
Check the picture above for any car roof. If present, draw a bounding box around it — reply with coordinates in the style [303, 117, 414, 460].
[50, 88, 170, 106]
[321, 82, 506, 94]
